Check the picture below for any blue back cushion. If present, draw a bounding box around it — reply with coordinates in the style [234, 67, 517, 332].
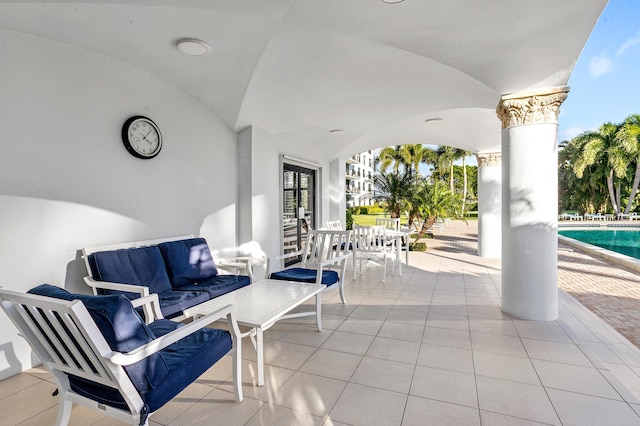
[89, 246, 172, 296]
[28, 284, 169, 392]
[158, 238, 218, 288]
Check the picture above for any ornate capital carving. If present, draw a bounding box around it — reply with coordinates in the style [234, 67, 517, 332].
[476, 152, 502, 167]
[496, 86, 569, 130]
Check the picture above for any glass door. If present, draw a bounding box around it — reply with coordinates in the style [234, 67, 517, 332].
[282, 163, 316, 266]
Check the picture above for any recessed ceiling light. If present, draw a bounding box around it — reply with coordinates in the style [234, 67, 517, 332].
[381, 0, 404, 4]
[176, 38, 210, 56]
[330, 129, 344, 134]
[424, 118, 443, 123]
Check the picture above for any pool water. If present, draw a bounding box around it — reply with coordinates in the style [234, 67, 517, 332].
[558, 229, 640, 260]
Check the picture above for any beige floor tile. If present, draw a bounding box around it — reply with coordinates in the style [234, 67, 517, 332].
[169, 387, 262, 426]
[349, 305, 391, 320]
[417, 343, 474, 374]
[17, 404, 110, 426]
[471, 331, 528, 357]
[532, 359, 621, 400]
[299, 349, 362, 381]
[476, 376, 560, 425]
[377, 321, 424, 342]
[366, 336, 420, 364]
[402, 395, 480, 426]
[547, 388, 640, 426]
[218, 362, 295, 402]
[513, 320, 573, 343]
[263, 341, 316, 370]
[473, 351, 540, 385]
[350, 356, 415, 394]
[479, 410, 551, 425]
[195, 354, 234, 387]
[469, 319, 518, 336]
[320, 331, 375, 355]
[427, 313, 470, 331]
[330, 383, 407, 426]
[521, 338, 592, 366]
[246, 403, 324, 426]
[279, 329, 332, 347]
[0, 380, 58, 425]
[336, 318, 383, 336]
[422, 326, 472, 350]
[270, 372, 346, 417]
[0, 371, 42, 400]
[152, 381, 219, 425]
[410, 365, 478, 408]
[386, 307, 428, 326]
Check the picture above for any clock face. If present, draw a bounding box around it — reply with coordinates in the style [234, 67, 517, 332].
[122, 116, 162, 159]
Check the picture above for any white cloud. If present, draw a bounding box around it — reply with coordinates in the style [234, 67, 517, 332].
[588, 55, 614, 78]
[561, 126, 585, 140]
[616, 34, 640, 56]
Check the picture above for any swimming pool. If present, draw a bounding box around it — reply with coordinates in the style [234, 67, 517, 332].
[558, 229, 640, 260]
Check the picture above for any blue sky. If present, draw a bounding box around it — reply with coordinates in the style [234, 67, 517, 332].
[558, 0, 640, 141]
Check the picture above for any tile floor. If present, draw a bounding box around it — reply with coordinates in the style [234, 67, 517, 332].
[3, 222, 640, 425]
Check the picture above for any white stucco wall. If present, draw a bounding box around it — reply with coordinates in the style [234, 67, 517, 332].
[0, 32, 239, 378]
[238, 126, 334, 263]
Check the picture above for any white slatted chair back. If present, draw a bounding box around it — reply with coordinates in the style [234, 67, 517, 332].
[325, 220, 343, 230]
[302, 230, 352, 272]
[351, 225, 395, 282]
[375, 217, 401, 231]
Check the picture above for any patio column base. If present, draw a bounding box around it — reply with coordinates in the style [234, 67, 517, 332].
[497, 86, 569, 321]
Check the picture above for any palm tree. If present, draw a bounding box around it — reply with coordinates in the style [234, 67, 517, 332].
[573, 122, 629, 215]
[373, 169, 414, 218]
[616, 114, 640, 214]
[411, 179, 459, 239]
[378, 145, 409, 173]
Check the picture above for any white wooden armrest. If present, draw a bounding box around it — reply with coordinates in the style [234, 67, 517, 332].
[266, 249, 305, 275]
[129, 294, 163, 323]
[84, 277, 149, 298]
[110, 304, 240, 366]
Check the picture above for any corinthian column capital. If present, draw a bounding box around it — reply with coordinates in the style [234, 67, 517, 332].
[496, 86, 569, 130]
[476, 152, 502, 167]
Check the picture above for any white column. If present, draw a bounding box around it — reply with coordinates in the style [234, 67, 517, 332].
[496, 86, 569, 321]
[476, 153, 501, 258]
[329, 157, 346, 226]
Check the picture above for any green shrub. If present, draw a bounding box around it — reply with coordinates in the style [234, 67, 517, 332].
[346, 209, 354, 230]
[359, 206, 369, 214]
[409, 242, 427, 251]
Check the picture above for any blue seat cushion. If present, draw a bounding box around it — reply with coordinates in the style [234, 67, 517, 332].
[158, 238, 219, 288]
[68, 319, 232, 415]
[27, 284, 169, 393]
[270, 268, 339, 286]
[175, 274, 251, 299]
[89, 246, 172, 298]
[156, 290, 210, 319]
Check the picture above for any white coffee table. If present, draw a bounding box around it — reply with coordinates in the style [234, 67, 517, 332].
[183, 279, 325, 386]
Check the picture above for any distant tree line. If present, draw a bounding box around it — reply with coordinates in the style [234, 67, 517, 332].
[559, 114, 640, 215]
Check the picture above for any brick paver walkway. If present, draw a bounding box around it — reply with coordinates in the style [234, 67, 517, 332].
[422, 220, 640, 349]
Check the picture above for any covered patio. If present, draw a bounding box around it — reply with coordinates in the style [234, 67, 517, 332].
[2, 221, 640, 425]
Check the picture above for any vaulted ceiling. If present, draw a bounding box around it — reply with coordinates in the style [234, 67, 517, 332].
[0, 0, 607, 157]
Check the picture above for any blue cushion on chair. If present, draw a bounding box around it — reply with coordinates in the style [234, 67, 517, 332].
[158, 238, 219, 288]
[175, 274, 251, 299]
[27, 284, 170, 392]
[156, 289, 210, 319]
[89, 246, 173, 297]
[270, 268, 339, 286]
